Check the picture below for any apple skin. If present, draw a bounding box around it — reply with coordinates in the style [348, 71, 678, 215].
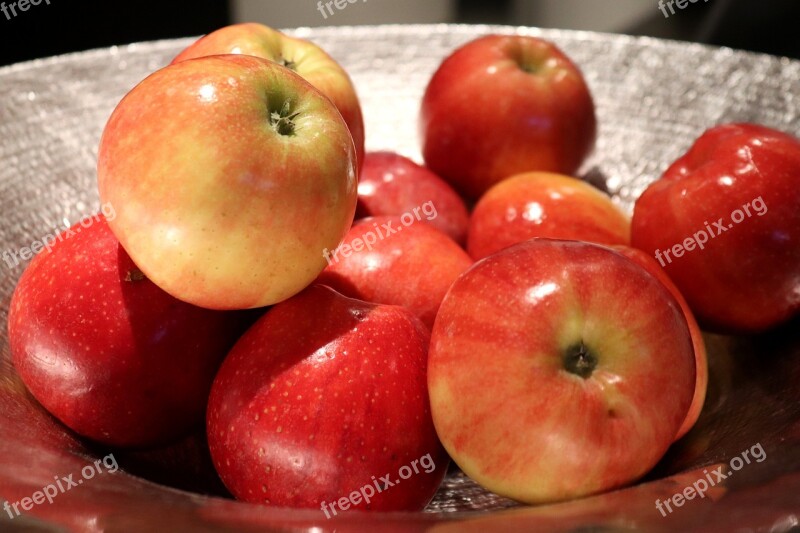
[316, 216, 473, 329]
[428, 239, 695, 504]
[631, 123, 800, 333]
[467, 172, 630, 260]
[98, 54, 357, 310]
[7, 217, 254, 448]
[420, 34, 596, 200]
[357, 152, 470, 245]
[611, 245, 707, 441]
[172, 23, 365, 171]
[207, 285, 449, 510]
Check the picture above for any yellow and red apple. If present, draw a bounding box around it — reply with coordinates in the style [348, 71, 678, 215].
[173, 23, 365, 170]
[428, 239, 696, 504]
[611, 245, 708, 441]
[98, 54, 357, 310]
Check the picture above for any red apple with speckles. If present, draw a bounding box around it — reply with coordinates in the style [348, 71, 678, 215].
[317, 216, 473, 329]
[172, 23, 365, 171]
[207, 285, 448, 511]
[421, 34, 597, 200]
[611, 245, 707, 441]
[428, 239, 695, 503]
[7, 216, 253, 448]
[356, 152, 470, 244]
[632, 123, 800, 333]
[467, 172, 630, 260]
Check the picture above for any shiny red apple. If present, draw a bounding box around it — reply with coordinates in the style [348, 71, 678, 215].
[428, 239, 696, 503]
[467, 172, 630, 260]
[631, 123, 800, 332]
[421, 34, 596, 199]
[173, 23, 365, 170]
[357, 151, 470, 244]
[207, 285, 448, 511]
[8, 217, 252, 448]
[317, 216, 473, 329]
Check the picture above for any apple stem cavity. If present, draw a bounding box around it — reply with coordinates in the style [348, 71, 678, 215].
[278, 57, 297, 71]
[512, 51, 542, 75]
[563, 341, 598, 379]
[520, 62, 539, 75]
[269, 100, 300, 136]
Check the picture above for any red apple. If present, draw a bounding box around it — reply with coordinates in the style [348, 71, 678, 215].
[356, 152, 470, 244]
[611, 245, 707, 441]
[7, 216, 253, 448]
[420, 34, 597, 200]
[631, 123, 800, 332]
[317, 216, 473, 329]
[207, 285, 448, 511]
[467, 172, 630, 260]
[428, 239, 695, 503]
[172, 23, 365, 171]
[98, 54, 357, 310]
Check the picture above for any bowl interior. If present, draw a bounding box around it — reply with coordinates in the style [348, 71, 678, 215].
[1, 24, 799, 532]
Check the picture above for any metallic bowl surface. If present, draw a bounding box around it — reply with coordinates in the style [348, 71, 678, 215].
[0, 24, 799, 532]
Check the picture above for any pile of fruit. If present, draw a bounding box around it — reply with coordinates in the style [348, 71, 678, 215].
[7, 23, 800, 512]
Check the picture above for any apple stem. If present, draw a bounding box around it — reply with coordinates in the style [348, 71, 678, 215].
[278, 57, 297, 71]
[563, 342, 598, 379]
[269, 100, 299, 136]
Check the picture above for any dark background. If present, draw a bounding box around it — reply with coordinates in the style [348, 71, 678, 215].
[0, 0, 798, 67]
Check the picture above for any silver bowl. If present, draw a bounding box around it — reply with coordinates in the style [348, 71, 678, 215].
[1, 24, 799, 532]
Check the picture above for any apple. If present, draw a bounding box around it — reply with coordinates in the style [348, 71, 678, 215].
[207, 285, 448, 511]
[611, 245, 707, 441]
[7, 216, 253, 448]
[98, 54, 357, 310]
[317, 216, 473, 329]
[420, 34, 597, 200]
[467, 172, 630, 260]
[357, 151, 470, 245]
[428, 239, 695, 504]
[172, 23, 365, 171]
[631, 123, 800, 332]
